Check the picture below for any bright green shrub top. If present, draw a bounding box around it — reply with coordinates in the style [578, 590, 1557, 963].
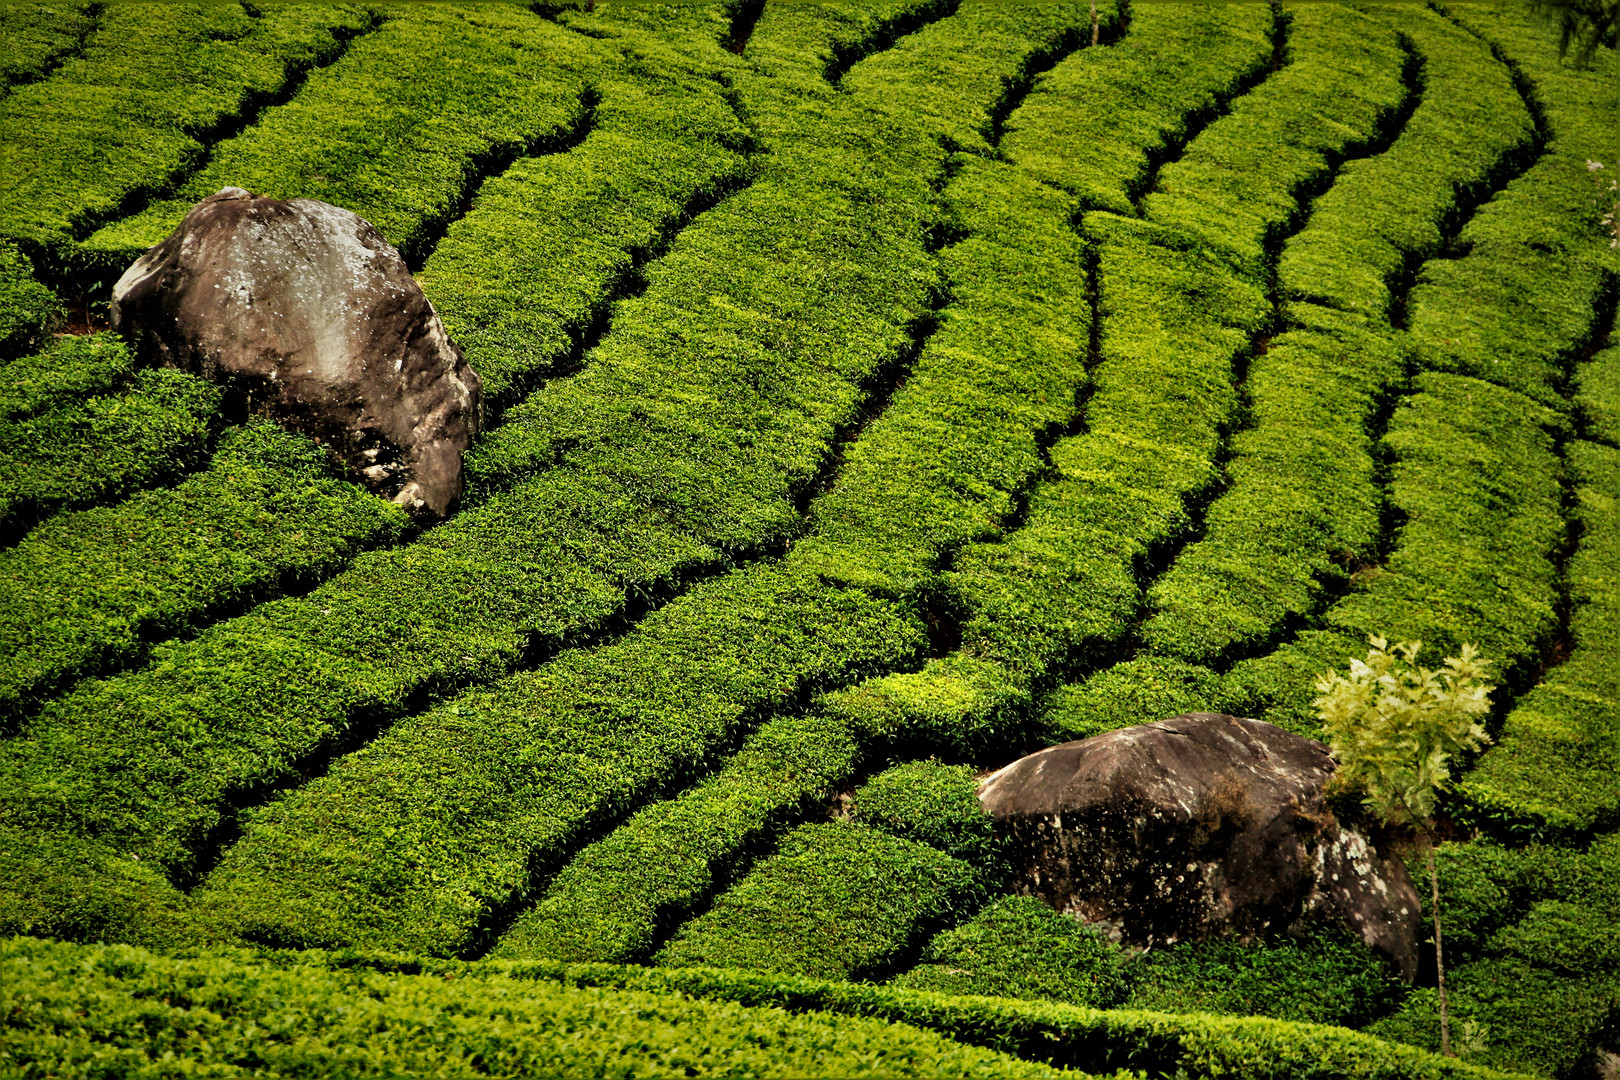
[851, 759, 999, 869]
[893, 895, 1128, 1009]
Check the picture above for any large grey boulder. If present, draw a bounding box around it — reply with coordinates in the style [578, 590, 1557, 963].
[111, 188, 482, 521]
[979, 712, 1423, 979]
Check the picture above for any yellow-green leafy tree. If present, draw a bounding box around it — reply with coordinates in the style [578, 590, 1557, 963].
[1314, 636, 1494, 1058]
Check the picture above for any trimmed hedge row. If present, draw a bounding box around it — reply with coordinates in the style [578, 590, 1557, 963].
[1225, 372, 1564, 736]
[850, 759, 998, 869]
[0, 240, 56, 359]
[1135, 9, 1538, 668]
[0, 3, 374, 256]
[192, 564, 924, 957]
[0, 363, 221, 541]
[494, 712, 862, 964]
[999, 2, 1273, 215]
[0, 1, 93, 95]
[1406, 4, 1620, 409]
[1143, 3, 1410, 275]
[1457, 440, 1620, 837]
[652, 821, 986, 983]
[1119, 930, 1404, 1030]
[0, 938, 1073, 1080]
[0, 0, 959, 914]
[189, 1, 1123, 960]
[1579, 343, 1620, 446]
[1277, 6, 1532, 320]
[535, 962, 1528, 1080]
[1138, 310, 1408, 668]
[0, 332, 130, 421]
[1365, 837, 1620, 1077]
[85, 5, 598, 272]
[415, 17, 753, 405]
[0, 420, 407, 728]
[890, 895, 1127, 1009]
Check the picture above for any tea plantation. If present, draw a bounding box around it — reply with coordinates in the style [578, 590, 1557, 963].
[1, 0, 1617, 1076]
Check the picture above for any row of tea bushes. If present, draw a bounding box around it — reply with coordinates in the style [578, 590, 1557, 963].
[0, 240, 56, 358]
[537, 961, 1524, 1080]
[0, 0, 960, 910]
[1459, 438, 1620, 837]
[0, 937, 1074, 1079]
[0, 363, 220, 541]
[999, 2, 1273, 215]
[160, 1, 1104, 955]
[1275, 6, 1533, 320]
[0, 420, 407, 727]
[80, 4, 598, 273]
[1225, 373, 1564, 735]
[416, 14, 754, 407]
[0, 2, 373, 257]
[0, 1, 93, 95]
[651, 820, 985, 982]
[1139, 7, 1530, 669]
[1409, 4, 1620, 411]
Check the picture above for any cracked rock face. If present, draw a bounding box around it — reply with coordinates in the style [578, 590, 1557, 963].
[979, 712, 1422, 980]
[111, 188, 482, 522]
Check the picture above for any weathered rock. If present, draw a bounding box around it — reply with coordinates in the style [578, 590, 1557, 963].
[979, 712, 1423, 979]
[111, 188, 481, 521]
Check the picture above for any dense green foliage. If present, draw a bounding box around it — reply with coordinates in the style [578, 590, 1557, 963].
[0, 0, 1616, 1073]
[0, 362, 221, 539]
[0, 938, 1072, 1079]
[892, 895, 1127, 1008]
[850, 760, 999, 869]
[0, 420, 406, 726]
[653, 821, 984, 982]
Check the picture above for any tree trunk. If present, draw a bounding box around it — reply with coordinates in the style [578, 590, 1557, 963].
[1090, 0, 1099, 45]
[1428, 838, 1452, 1057]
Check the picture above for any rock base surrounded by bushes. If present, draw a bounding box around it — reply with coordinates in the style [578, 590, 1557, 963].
[979, 712, 1423, 979]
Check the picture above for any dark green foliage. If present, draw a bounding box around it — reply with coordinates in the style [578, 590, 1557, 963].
[548, 962, 1519, 1080]
[0, 420, 407, 726]
[653, 821, 985, 982]
[1577, 344, 1620, 445]
[0, 363, 221, 538]
[0, 2, 94, 93]
[495, 713, 862, 964]
[1278, 6, 1533, 319]
[416, 31, 752, 404]
[0, 240, 57, 358]
[1460, 440, 1620, 836]
[1043, 657, 1226, 741]
[891, 895, 1128, 1009]
[0, 332, 131, 420]
[1143, 3, 1409, 276]
[1226, 374, 1563, 736]
[1368, 959, 1618, 1079]
[0, 826, 193, 950]
[851, 760, 997, 869]
[88, 6, 599, 271]
[1409, 5, 1620, 409]
[1121, 930, 1405, 1030]
[1001, 3, 1274, 214]
[0, 939, 1069, 1080]
[148, 565, 921, 954]
[0, 4, 374, 255]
